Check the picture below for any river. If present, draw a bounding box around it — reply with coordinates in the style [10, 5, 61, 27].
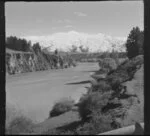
[6, 62, 99, 123]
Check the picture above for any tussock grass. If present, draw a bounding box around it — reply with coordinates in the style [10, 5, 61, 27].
[6, 115, 35, 134]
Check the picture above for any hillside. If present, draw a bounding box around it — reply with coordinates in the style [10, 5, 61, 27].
[6, 47, 76, 75]
[90, 55, 144, 129]
[120, 64, 144, 126]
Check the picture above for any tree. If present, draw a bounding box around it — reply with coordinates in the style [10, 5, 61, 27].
[42, 42, 54, 53]
[98, 51, 110, 59]
[22, 39, 31, 52]
[126, 26, 144, 59]
[69, 45, 78, 53]
[6, 36, 19, 51]
[54, 49, 58, 55]
[32, 42, 41, 54]
[6, 36, 31, 52]
[79, 45, 89, 53]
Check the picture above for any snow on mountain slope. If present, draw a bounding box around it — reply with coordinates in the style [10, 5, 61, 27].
[22, 31, 127, 52]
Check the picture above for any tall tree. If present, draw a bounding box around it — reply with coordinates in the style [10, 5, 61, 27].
[6, 36, 31, 52]
[32, 42, 41, 54]
[126, 26, 144, 59]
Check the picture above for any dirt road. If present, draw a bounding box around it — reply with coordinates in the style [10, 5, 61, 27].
[6, 62, 99, 123]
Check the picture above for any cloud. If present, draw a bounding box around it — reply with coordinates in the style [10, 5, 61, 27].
[56, 19, 72, 23]
[64, 25, 73, 28]
[52, 27, 56, 29]
[74, 12, 87, 17]
[56, 20, 63, 23]
[64, 19, 72, 23]
[36, 19, 44, 23]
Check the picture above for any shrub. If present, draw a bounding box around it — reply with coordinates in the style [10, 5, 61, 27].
[117, 55, 143, 72]
[98, 52, 110, 59]
[76, 112, 112, 135]
[106, 71, 129, 90]
[96, 81, 111, 92]
[44, 128, 75, 135]
[6, 103, 24, 129]
[99, 58, 117, 73]
[91, 79, 111, 93]
[49, 98, 75, 117]
[6, 115, 34, 134]
[78, 92, 112, 121]
[118, 58, 128, 65]
[98, 59, 103, 69]
[106, 55, 143, 91]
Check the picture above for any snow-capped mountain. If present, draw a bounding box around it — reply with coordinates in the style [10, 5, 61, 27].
[22, 31, 127, 52]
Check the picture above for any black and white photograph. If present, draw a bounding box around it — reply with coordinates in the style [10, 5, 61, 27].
[4, 0, 144, 135]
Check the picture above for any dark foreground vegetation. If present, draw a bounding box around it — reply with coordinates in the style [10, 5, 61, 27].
[6, 26, 144, 135]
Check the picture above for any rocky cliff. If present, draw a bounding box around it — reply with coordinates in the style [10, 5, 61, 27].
[6, 48, 76, 75]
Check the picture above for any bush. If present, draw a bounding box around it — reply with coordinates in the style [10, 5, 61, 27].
[49, 98, 75, 117]
[98, 59, 103, 68]
[90, 79, 111, 93]
[76, 112, 112, 135]
[6, 115, 34, 134]
[117, 55, 143, 71]
[106, 71, 129, 90]
[78, 92, 112, 121]
[99, 58, 117, 73]
[96, 81, 111, 92]
[44, 128, 75, 135]
[106, 55, 143, 91]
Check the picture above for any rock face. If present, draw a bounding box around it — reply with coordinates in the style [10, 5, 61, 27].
[6, 48, 76, 75]
[6, 51, 35, 75]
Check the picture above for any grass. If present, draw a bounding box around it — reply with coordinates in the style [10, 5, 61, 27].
[6, 115, 35, 135]
[76, 112, 113, 135]
[44, 108, 113, 135]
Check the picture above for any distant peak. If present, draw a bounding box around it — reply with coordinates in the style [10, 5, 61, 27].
[22, 31, 126, 52]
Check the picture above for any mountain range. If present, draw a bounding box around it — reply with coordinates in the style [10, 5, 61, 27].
[22, 31, 127, 52]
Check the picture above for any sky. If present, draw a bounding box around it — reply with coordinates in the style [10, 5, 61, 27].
[5, 1, 144, 38]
